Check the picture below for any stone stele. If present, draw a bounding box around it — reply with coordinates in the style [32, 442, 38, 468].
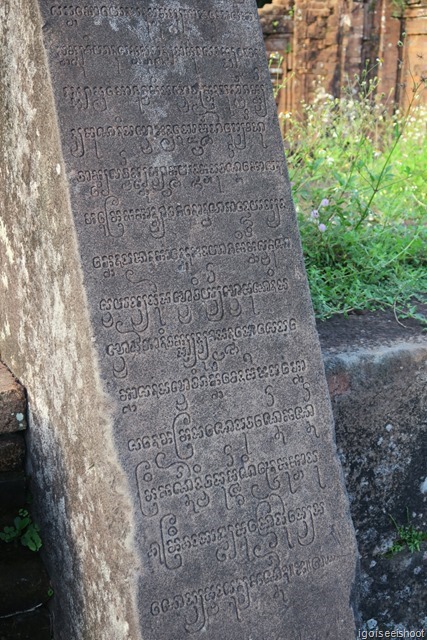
[0, 1, 359, 638]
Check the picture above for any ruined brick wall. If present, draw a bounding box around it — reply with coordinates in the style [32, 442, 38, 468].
[292, 0, 349, 110]
[259, 0, 427, 115]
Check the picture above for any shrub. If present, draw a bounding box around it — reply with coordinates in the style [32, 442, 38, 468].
[282, 70, 427, 324]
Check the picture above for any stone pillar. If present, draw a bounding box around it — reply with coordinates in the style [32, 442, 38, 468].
[0, 3, 140, 637]
[1, 1, 360, 638]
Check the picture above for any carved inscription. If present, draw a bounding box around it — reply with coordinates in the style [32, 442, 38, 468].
[128, 403, 317, 454]
[38, 0, 357, 637]
[148, 552, 346, 628]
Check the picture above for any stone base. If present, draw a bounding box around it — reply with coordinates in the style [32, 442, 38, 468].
[319, 308, 427, 632]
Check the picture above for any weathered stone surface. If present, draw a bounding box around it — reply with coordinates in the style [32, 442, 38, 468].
[318, 309, 427, 632]
[0, 364, 26, 435]
[0, 2, 141, 637]
[0, 434, 26, 473]
[0, 1, 358, 638]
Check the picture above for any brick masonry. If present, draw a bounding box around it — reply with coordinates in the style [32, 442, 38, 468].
[259, 0, 427, 116]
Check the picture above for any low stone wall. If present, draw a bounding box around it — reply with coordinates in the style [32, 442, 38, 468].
[319, 309, 427, 633]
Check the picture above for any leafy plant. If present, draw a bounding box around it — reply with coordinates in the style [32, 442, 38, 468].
[384, 511, 427, 557]
[282, 63, 427, 323]
[0, 509, 43, 552]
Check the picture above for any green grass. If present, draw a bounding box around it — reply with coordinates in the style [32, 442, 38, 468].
[281, 71, 427, 324]
[384, 512, 427, 557]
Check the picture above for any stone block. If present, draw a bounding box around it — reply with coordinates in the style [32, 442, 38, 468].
[318, 308, 427, 631]
[0, 2, 359, 638]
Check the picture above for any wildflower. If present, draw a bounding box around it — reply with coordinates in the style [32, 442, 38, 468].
[318, 223, 327, 232]
[310, 209, 319, 219]
[320, 198, 329, 207]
